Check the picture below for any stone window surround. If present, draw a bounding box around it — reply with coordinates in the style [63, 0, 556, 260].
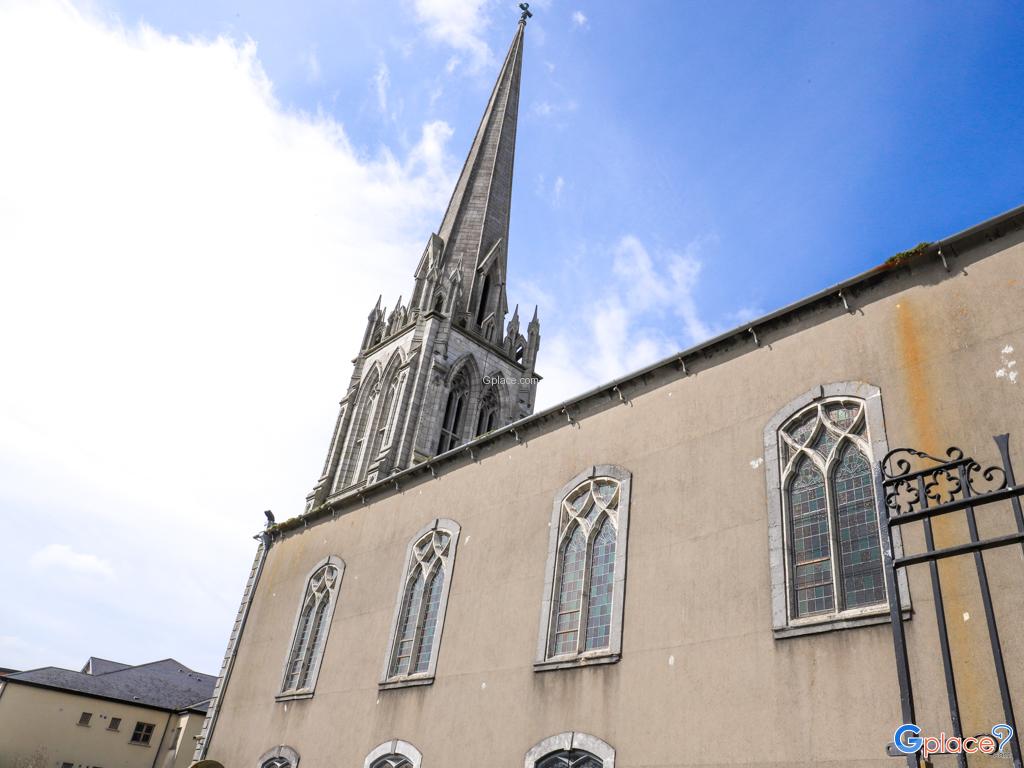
[764, 381, 911, 639]
[275, 555, 346, 701]
[379, 519, 461, 690]
[535, 465, 632, 672]
[364, 740, 423, 768]
[524, 732, 615, 768]
[257, 745, 300, 768]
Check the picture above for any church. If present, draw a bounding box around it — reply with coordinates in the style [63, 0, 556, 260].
[193, 9, 1024, 768]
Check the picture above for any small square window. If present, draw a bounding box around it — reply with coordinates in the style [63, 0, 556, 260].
[77, 712, 92, 726]
[61, 763, 73, 768]
[130, 721, 155, 745]
[107, 717, 121, 731]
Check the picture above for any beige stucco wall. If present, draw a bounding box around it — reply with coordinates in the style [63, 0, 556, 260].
[0, 681, 173, 768]
[161, 711, 205, 768]
[205, 230, 1024, 768]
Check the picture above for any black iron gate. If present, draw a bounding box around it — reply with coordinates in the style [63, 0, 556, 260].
[878, 434, 1024, 767]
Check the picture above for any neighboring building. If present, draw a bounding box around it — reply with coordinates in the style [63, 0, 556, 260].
[194, 9, 1024, 768]
[0, 657, 214, 768]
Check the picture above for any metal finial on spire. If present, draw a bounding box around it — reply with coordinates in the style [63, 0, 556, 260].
[519, 2, 533, 23]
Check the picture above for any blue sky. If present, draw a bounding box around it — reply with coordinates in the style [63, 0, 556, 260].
[104, 0, 1024, 307]
[0, 0, 1021, 674]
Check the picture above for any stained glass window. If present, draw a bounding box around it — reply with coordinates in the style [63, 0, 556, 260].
[547, 476, 622, 659]
[550, 526, 587, 656]
[779, 397, 885, 619]
[391, 571, 424, 676]
[585, 519, 617, 650]
[298, 599, 330, 688]
[281, 562, 340, 694]
[537, 750, 603, 768]
[262, 760, 292, 768]
[387, 525, 456, 680]
[789, 458, 833, 616]
[834, 443, 885, 608]
[370, 758, 411, 768]
[413, 568, 444, 673]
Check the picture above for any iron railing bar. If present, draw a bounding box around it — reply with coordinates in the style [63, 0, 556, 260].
[994, 434, 1024, 560]
[893, 532, 1024, 568]
[876, 459, 917, 768]
[886, 484, 1024, 526]
[958, 464, 1022, 768]
[916, 472, 968, 768]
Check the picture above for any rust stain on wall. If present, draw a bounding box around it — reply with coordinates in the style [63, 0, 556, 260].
[894, 298, 989, 735]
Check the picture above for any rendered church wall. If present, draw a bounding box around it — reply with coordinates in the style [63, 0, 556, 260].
[206, 230, 1024, 767]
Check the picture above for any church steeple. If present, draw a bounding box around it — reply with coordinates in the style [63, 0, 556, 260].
[434, 16, 526, 328]
[306, 9, 541, 509]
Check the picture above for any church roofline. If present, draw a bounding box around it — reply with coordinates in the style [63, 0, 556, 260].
[267, 201, 1024, 540]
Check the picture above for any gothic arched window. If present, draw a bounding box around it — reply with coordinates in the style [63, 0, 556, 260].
[525, 733, 615, 768]
[537, 751, 603, 768]
[780, 398, 885, 617]
[338, 367, 381, 490]
[381, 520, 460, 687]
[364, 741, 422, 768]
[362, 369, 403, 481]
[257, 746, 300, 768]
[536, 466, 631, 670]
[436, 370, 469, 453]
[764, 382, 910, 637]
[279, 558, 344, 697]
[475, 387, 499, 437]
[475, 271, 492, 326]
[371, 758, 411, 768]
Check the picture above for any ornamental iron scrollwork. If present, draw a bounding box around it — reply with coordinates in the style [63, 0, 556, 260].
[881, 445, 1008, 516]
[879, 433, 1024, 768]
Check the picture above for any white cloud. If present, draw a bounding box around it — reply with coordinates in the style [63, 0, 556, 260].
[532, 98, 578, 118]
[614, 234, 711, 342]
[535, 173, 565, 207]
[31, 544, 115, 579]
[571, 10, 588, 28]
[413, 0, 493, 71]
[374, 61, 391, 113]
[0, 0, 456, 672]
[302, 46, 321, 83]
[429, 84, 445, 108]
[536, 234, 742, 407]
[553, 176, 565, 204]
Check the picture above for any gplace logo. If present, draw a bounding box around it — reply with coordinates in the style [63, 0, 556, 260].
[892, 723, 1015, 759]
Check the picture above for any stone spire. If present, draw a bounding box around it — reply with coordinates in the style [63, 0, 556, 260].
[305, 10, 540, 508]
[434, 16, 526, 327]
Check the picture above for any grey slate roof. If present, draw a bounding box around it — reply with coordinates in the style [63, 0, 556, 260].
[80, 657, 131, 675]
[5, 658, 215, 713]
